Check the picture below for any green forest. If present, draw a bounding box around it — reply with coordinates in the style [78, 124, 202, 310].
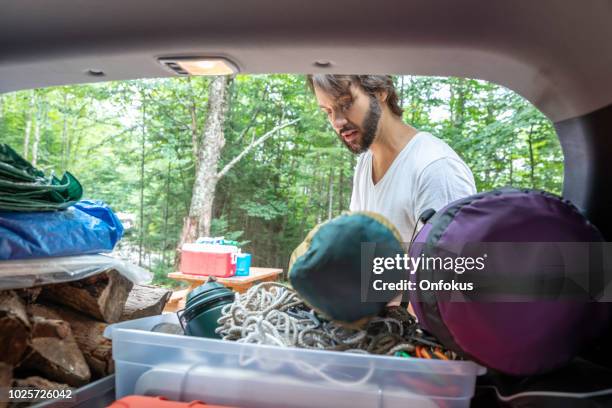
[0, 75, 563, 287]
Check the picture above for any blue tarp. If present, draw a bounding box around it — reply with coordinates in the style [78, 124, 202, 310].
[0, 200, 124, 260]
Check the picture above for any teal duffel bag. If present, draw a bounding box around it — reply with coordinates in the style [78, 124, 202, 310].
[288, 211, 406, 324]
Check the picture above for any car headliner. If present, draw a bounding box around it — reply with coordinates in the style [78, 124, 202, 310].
[1, 0, 611, 123]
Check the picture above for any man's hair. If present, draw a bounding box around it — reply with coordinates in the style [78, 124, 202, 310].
[306, 74, 403, 117]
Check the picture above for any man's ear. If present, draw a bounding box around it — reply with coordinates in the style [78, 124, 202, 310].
[377, 91, 388, 103]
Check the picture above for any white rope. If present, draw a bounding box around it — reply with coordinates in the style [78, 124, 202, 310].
[215, 282, 459, 388]
[215, 282, 445, 356]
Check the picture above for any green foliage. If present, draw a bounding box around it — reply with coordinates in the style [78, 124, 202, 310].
[0, 74, 563, 273]
[150, 261, 187, 289]
[210, 215, 249, 246]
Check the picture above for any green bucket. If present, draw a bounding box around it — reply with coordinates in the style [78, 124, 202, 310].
[178, 279, 235, 339]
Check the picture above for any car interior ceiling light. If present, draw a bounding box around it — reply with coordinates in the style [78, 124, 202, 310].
[159, 57, 239, 76]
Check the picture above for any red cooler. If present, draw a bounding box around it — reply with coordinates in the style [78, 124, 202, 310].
[179, 243, 237, 278]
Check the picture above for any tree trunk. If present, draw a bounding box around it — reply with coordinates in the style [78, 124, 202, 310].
[180, 75, 231, 245]
[316, 167, 325, 224]
[398, 75, 405, 110]
[527, 124, 535, 188]
[327, 167, 334, 220]
[162, 160, 171, 266]
[339, 166, 344, 211]
[188, 78, 200, 164]
[138, 90, 147, 266]
[61, 93, 69, 170]
[23, 91, 35, 160]
[31, 93, 45, 166]
[451, 79, 467, 131]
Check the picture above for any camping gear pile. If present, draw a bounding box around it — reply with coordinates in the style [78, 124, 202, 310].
[205, 212, 456, 360]
[287, 190, 612, 377]
[0, 144, 171, 404]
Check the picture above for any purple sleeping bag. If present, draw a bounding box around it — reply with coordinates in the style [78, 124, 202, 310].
[408, 188, 611, 375]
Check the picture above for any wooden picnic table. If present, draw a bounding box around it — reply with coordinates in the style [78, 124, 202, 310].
[168, 267, 283, 292]
[164, 268, 283, 312]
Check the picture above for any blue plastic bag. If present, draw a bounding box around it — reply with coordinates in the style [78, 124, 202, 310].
[0, 200, 124, 260]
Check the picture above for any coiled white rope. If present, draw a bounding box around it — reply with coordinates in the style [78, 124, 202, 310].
[216, 281, 444, 357]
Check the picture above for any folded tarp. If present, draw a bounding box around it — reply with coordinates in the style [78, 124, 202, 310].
[0, 143, 83, 211]
[0, 200, 124, 260]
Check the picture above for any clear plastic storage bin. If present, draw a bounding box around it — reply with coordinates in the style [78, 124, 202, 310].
[105, 314, 485, 408]
[32, 375, 116, 408]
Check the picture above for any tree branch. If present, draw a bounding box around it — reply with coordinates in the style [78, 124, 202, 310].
[235, 105, 262, 144]
[86, 125, 138, 153]
[232, 86, 270, 144]
[216, 118, 299, 180]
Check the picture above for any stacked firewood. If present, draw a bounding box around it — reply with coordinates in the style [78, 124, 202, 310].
[0, 270, 171, 406]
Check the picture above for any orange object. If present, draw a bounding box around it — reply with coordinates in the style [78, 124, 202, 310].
[433, 349, 449, 360]
[420, 347, 433, 359]
[415, 346, 423, 358]
[108, 396, 238, 408]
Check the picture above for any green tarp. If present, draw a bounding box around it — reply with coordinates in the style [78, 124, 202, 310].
[0, 144, 83, 211]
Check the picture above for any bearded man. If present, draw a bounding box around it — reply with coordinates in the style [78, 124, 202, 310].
[308, 74, 476, 243]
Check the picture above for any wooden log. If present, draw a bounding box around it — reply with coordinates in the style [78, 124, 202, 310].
[15, 287, 42, 304]
[120, 284, 172, 321]
[0, 291, 30, 365]
[18, 316, 90, 387]
[13, 375, 71, 390]
[10, 376, 72, 408]
[28, 304, 113, 378]
[40, 269, 133, 323]
[0, 362, 12, 408]
[0, 362, 12, 386]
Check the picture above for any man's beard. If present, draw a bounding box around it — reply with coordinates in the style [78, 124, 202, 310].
[338, 96, 381, 154]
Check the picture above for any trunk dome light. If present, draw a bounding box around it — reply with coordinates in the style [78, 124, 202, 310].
[159, 57, 239, 76]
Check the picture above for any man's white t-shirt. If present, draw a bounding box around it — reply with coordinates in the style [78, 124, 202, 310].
[349, 131, 476, 243]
